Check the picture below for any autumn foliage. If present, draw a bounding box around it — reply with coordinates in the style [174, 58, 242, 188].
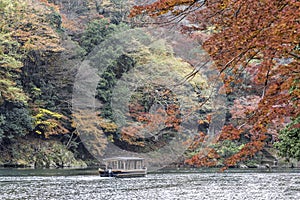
[120, 87, 182, 147]
[130, 0, 300, 167]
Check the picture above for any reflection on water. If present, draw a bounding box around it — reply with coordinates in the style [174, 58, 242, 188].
[0, 169, 299, 200]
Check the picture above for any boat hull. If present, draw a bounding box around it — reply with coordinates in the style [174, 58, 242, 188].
[99, 169, 147, 178]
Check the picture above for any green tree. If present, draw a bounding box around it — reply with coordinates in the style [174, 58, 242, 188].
[0, 103, 33, 142]
[275, 116, 300, 161]
[80, 18, 128, 53]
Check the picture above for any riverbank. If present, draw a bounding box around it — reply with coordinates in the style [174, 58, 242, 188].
[0, 167, 299, 177]
[1, 137, 297, 170]
[0, 137, 98, 169]
[1, 165, 299, 177]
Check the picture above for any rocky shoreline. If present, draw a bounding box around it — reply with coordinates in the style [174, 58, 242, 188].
[0, 138, 95, 169]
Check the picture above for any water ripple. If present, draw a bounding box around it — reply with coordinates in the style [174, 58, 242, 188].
[0, 172, 299, 199]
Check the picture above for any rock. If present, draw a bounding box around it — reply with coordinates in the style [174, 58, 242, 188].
[16, 159, 34, 168]
[1, 138, 88, 169]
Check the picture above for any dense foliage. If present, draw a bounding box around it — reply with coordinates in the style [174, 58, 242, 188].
[0, 0, 299, 168]
[0, 0, 124, 163]
[130, 0, 300, 167]
[275, 116, 300, 161]
[0, 0, 63, 142]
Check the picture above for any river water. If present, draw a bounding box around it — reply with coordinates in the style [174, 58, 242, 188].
[0, 168, 299, 200]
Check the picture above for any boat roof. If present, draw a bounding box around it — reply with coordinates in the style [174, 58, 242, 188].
[103, 157, 144, 161]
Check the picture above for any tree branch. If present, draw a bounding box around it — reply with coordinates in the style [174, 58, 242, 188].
[289, 52, 300, 60]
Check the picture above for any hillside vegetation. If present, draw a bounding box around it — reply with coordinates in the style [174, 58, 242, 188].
[0, 0, 298, 169]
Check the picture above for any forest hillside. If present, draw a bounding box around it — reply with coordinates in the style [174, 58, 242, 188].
[0, 0, 299, 169]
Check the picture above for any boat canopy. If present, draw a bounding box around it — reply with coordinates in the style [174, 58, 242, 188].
[103, 157, 145, 170]
[103, 157, 144, 161]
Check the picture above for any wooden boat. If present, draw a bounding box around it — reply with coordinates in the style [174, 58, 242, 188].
[98, 157, 147, 178]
